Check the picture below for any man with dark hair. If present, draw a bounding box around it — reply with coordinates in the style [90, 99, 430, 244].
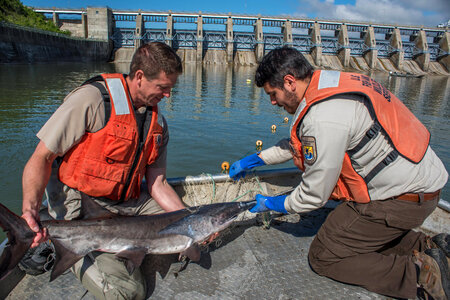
[230, 46, 449, 299]
[21, 42, 185, 299]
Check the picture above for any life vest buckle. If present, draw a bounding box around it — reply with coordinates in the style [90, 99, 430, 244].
[383, 150, 399, 165]
[366, 122, 381, 139]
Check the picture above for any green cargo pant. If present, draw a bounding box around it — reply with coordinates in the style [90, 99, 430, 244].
[72, 251, 146, 300]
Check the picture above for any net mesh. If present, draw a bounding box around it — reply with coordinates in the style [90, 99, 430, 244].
[184, 174, 263, 204]
[178, 173, 268, 222]
[177, 173, 273, 251]
[173, 170, 300, 249]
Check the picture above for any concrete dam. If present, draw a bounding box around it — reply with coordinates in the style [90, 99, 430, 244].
[11, 8, 450, 75]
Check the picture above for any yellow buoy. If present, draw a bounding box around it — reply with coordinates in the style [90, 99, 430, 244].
[246, 79, 251, 84]
[283, 117, 289, 123]
[256, 140, 263, 151]
[271, 124, 277, 132]
[221, 161, 230, 173]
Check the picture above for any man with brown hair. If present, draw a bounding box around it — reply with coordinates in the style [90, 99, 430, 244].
[21, 42, 185, 299]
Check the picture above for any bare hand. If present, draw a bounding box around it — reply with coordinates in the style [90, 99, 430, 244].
[21, 211, 48, 248]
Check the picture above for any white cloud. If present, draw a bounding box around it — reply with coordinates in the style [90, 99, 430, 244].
[294, 0, 449, 27]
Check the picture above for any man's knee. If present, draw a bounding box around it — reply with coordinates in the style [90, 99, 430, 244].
[72, 253, 147, 300]
[308, 237, 337, 276]
[103, 276, 146, 300]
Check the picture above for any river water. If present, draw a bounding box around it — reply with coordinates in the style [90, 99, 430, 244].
[0, 62, 449, 219]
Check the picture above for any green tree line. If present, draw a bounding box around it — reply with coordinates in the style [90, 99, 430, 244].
[0, 0, 70, 35]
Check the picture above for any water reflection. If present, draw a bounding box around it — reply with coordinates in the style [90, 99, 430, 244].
[386, 76, 402, 96]
[426, 76, 449, 118]
[224, 65, 232, 109]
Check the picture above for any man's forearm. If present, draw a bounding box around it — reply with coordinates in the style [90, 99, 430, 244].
[259, 138, 293, 165]
[147, 166, 185, 212]
[150, 179, 185, 212]
[22, 142, 56, 216]
[21, 141, 56, 247]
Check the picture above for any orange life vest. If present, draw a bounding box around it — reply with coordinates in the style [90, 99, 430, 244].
[290, 70, 430, 203]
[58, 73, 164, 201]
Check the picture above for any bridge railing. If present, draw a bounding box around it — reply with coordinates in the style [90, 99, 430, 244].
[349, 39, 365, 56]
[112, 28, 135, 48]
[321, 37, 339, 54]
[234, 32, 256, 51]
[292, 35, 312, 53]
[172, 30, 197, 49]
[264, 33, 284, 52]
[142, 29, 166, 44]
[203, 31, 227, 49]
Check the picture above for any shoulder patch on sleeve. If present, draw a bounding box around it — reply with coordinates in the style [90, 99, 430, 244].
[318, 70, 340, 90]
[301, 136, 317, 165]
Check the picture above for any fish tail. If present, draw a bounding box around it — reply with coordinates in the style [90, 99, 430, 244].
[0, 203, 34, 280]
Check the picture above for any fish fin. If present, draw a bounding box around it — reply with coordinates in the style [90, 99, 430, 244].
[115, 248, 147, 275]
[80, 193, 117, 219]
[0, 238, 32, 280]
[49, 239, 83, 282]
[0, 203, 34, 280]
[180, 244, 201, 262]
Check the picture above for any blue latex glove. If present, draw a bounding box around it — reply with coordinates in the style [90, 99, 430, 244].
[229, 153, 265, 180]
[249, 194, 288, 214]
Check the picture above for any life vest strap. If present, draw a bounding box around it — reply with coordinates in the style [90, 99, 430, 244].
[348, 122, 381, 156]
[364, 150, 399, 183]
[89, 81, 110, 101]
[87, 81, 111, 125]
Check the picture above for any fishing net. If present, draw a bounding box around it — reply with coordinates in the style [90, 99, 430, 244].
[170, 170, 301, 251]
[177, 173, 267, 222]
[174, 173, 268, 251]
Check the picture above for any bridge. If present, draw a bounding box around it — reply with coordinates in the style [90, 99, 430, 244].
[34, 7, 450, 72]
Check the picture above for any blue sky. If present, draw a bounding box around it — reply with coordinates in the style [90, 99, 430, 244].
[22, 0, 449, 27]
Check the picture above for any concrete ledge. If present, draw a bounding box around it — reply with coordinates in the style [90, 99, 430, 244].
[0, 22, 112, 63]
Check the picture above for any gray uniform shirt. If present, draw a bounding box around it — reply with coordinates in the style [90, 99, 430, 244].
[259, 94, 448, 213]
[37, 83, 169, 219]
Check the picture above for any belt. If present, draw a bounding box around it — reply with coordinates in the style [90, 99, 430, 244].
[395, 190, 440, 203]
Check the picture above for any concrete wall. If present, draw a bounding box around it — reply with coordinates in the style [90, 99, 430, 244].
[114, 47, 258, 66]
[87, 7, 113, 40]
[60, 20, 86, 38]
[0, 22, 112, 63]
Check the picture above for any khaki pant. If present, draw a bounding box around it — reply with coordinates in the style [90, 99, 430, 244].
[72, 251, 146, 300]
[48, 185, 165, 300]
[308, 197, 439, 299]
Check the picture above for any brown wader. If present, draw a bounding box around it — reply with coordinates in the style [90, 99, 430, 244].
[308, 194, 439, 299]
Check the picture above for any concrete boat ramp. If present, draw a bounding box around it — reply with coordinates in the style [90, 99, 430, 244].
[6, 203, 393, 300]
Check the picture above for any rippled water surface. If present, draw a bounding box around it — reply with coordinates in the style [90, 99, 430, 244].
[0, 63, 448, 218]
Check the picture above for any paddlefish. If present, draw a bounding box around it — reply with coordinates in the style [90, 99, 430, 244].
[0, 197, 256, 282]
